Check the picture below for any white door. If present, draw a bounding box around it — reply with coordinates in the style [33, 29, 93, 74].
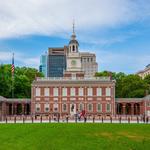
[70, 103, 76, 115]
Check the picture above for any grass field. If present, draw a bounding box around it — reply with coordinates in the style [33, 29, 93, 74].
[0, 123, 150, 150]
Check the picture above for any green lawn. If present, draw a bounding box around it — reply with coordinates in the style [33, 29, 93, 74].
[0, 123, 150, 150]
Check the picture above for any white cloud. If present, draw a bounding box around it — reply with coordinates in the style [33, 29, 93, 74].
[0, 0, 149, 39]
[0, 51, 39, 68]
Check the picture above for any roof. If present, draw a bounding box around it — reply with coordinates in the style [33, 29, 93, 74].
[146, 64, 150, 68]
[69, 39, 79, 45]
[143, 95, 150, 100]
[32, 77, 115, 86]
[116, 98, 143, 102]
[116, 94, 150, 102]
[0, 96, 6, 101]
[0, 96, 31, 103]
[6, 99, 31, 103]
[80, 52, 96, 57]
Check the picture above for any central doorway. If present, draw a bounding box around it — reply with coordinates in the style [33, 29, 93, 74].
[70, 103, 76, 116]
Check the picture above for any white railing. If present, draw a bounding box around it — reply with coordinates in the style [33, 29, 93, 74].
[36, 76, 111, 81]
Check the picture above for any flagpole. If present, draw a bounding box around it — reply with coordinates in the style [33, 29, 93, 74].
[12, 53, 14, 98]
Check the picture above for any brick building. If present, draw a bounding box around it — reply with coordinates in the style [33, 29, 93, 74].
[1, 27, 150, 121]
[0, 96, 30, 121]
[31, 77, 115, 117]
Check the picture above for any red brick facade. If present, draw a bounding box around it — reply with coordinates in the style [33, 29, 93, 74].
[31, 77, 116, 117]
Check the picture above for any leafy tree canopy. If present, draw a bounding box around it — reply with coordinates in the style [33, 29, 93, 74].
[95, 71, 149, 98]
[0, 64, 43, 98]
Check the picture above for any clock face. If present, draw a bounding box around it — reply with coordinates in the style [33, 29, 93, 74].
[71, 60, 76, 66]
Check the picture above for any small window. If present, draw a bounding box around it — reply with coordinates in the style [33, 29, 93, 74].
[106, 88, 111, 96]
[106, 104, 111, 112]
[97, 104, 102, 112]
[79, 103, 84, 111]
[88, 104, 93, 112]
[36, 103, 40, 112]
[44, 103, 49, 112]
[87, 88, 93, 96]
[44, 88, 49, 96]
[62, 104, 67, 112]
[35, 88, 40, 96]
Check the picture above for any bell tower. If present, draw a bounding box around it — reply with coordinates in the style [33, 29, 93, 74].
[68, 21, 79, 53]
[64, 22, 84, 78]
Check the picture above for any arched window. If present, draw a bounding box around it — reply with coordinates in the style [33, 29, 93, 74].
[63, 104, 67, 112]
[88, 104, 93, 112]
[79, 103, 84, 111]
[70, 46, 71, 52]
[106, 103, 111, 112]
[97, 103, 102, 112]
[72, 45, 75, 51]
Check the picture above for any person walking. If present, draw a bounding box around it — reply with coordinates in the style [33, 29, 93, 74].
[66, 114, 69, 123]
[84, 115, 87, 123]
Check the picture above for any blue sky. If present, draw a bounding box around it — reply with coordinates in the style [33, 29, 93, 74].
[0, 0, 150, 74]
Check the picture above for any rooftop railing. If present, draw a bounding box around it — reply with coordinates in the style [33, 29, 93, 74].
[36, 76, 111, 81]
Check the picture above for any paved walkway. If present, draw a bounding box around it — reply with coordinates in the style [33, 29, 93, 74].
[0, 119, 149, 124]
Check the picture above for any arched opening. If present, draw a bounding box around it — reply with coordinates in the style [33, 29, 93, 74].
[134, 103, 140, 115]
[63, 104, 67, 112]
[8, 104, 12, 115]
[72, 45, 75, 52]
[17, 104, 22, 115]
[125, 103, 131, 115]
[26, 103, 30, 115]
[116, 103, 123, 115]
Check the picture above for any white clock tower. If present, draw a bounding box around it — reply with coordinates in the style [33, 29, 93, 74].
[64, 23, 84, 78]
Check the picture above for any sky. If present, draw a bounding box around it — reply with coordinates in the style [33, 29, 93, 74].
[0, 0, 150, 74]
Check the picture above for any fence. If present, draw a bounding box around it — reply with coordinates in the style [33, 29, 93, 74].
[0, 115, 149, 124]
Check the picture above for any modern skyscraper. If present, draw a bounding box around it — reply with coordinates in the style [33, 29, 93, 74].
[47, 47, 67, 77]
[39, 53, 47, 77]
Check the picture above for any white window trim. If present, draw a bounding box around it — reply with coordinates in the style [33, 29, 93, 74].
[87, 87, 93, 96]
[106, 103, 111, 112]
[44, 103, 49, 112]
[53, 87, 58, 96]
[35, 103, 40, 112]
[62, 87, 67, 97]
[78, 87, 84, 96]
[44, 88, 49, 96]
[62, 103, 67, 112]
[70, 87, 75, 96]
[106, 87, 111, 96]
[88, 103, 93, 112]
[96, 88, 102, 96]
[35, 88, 41, 96]
[97, 103, 102, 112]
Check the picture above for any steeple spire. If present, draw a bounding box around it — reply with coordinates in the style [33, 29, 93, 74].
[69, 20, 79, 53]
[71, 20, 76, 39]
[73, 20, 75, 34]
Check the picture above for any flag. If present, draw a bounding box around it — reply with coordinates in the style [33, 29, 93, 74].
[12, 53, 15, 77]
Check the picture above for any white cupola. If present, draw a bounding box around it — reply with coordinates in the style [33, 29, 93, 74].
[68, 22, 79, 53]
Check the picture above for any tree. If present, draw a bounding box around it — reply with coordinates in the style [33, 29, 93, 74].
[120, 75, 148, 98]
[95, 71, 148, 98]
[0, 64, 43, 98]
[144, 74, 150, 94]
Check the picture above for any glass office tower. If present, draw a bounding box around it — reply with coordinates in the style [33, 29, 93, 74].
[47, 48, 67, 77]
